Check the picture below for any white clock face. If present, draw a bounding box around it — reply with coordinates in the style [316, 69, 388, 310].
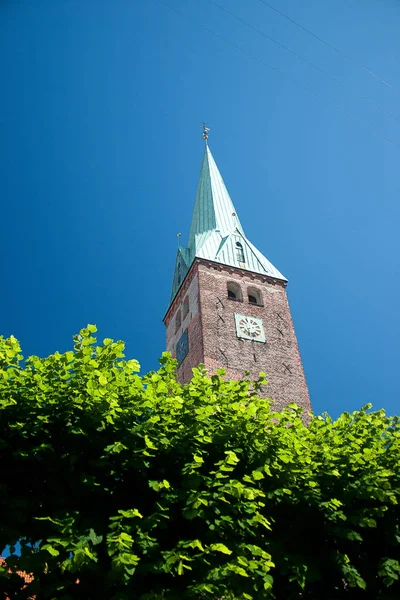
[234, 313, 265, 342]
[239, 316, 262, 338]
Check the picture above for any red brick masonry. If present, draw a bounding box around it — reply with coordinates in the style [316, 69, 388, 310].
[164, 259, 311, 414]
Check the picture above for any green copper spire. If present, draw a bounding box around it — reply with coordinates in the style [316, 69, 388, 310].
[188, 145, 245, 249]
[170, 144, 286, 302]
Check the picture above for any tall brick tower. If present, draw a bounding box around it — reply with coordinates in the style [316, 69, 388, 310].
[163, 137, 311, 413]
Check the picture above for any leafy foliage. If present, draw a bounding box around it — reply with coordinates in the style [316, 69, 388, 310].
[0, 327, 399, 599]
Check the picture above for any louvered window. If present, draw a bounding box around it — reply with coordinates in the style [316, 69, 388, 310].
[236, 242, 245, 263]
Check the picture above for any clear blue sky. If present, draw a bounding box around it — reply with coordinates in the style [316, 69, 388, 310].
[1, 0, 399, 417]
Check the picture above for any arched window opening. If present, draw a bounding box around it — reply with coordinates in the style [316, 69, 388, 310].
[175, 310, 181, 333]
[182, 296, 189, 319]
[247, 286, 263, 306]
[235, 241, 245, 264]
[227, 281, 242, 302]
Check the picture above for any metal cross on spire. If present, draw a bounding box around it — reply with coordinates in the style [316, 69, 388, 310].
[202, 123, 210, 142]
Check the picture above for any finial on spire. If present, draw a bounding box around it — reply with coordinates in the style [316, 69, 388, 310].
[202, 122, 210, 142]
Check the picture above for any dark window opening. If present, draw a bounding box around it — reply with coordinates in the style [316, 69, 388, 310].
[247, 286, 263, 306]
[175, 310, 181, 333]
[227, 282, 242, 302]
[182, 296, 189, 319]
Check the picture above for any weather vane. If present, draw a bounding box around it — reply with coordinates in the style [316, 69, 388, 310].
[202, 123, 210, 141]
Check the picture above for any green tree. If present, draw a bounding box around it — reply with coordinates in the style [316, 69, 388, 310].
[0, 326, 399, 599]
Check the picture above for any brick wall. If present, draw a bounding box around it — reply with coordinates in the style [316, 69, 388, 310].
[164, 259, 311, 413]
[197, 261, 311, 413]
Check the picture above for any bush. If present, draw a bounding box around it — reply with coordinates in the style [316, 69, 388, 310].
[0, 326, 399, 599]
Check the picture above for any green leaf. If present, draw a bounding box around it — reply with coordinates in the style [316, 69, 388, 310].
[65, 351, 74, 363]
[118, 508, 143, 519]
[84, 547, 97, 561]
[359, 518, 377, 528]
[119, 552, 140, 566]
[187, 539, 204, 551]
[232, 566, 248, 577]
[89, 528, 103, 546]
[127, 359, 140, 372]
[225, 451, 239, 465]
[42, 544, 60, 557]
[210, 543, 232, 555]
[144, 435, 158, 450]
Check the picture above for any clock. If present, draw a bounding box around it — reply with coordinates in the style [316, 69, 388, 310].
[234, 313, 265, 343]
[176, 329, 189, 365]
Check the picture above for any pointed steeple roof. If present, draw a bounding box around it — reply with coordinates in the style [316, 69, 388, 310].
[169, 144, 286, 303]
[188, 145, 245, 249]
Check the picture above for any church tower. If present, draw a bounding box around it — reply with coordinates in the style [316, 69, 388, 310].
[163, 136, 311, 413]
